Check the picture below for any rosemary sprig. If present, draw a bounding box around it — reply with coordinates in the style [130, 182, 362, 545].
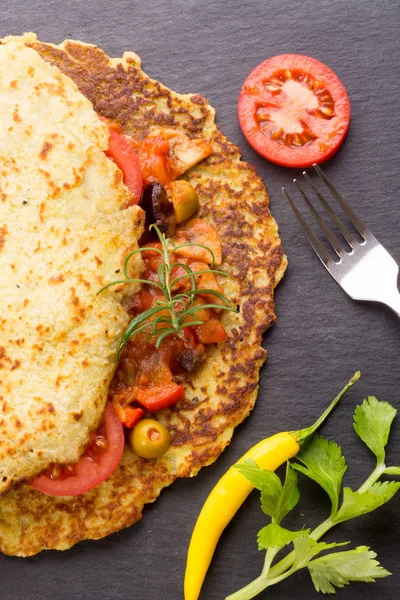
[98, 225, 236, 360]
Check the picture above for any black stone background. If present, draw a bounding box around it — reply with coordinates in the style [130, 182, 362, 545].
[0, 1, 399, 599]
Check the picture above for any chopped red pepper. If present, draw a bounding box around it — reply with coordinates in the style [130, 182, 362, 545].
[136, 382, 185, 412]
[114, 404, 144, 428]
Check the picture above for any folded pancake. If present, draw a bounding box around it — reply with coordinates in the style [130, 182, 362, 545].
[0, 34, 286, 556]
[0, 38, 144, 494]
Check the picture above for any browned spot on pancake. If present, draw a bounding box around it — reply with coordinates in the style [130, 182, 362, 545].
[37, 402, 56, 416]
[39, 140, 52, 159]
[48, 274, 65, 284]
[39, 202, 46, 223]
[0, 225, 8, 251]
[1, 400, 10, 414]
[0, 347, 12, 370]
[70, 288, 79, 306]
[12, 106, 22, 122]
[36, 324, 51, 336]
[48, 181, 61, 198]
[77, 274, 91, 289]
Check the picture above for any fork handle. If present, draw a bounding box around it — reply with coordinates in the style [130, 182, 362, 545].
[381, 290, 400, 318]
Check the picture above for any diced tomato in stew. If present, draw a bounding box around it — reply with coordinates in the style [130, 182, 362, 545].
[109, 222, 227, 423]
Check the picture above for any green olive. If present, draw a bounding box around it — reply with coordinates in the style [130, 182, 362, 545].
[129, 418, 172, 459]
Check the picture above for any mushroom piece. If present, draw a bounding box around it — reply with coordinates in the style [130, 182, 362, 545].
[148, 128, 213, 178]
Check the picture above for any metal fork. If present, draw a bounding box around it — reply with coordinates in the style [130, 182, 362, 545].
[282, 164, 400, 317]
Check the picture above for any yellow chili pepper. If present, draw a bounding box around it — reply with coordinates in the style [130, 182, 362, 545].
[184, 372, 360, 600]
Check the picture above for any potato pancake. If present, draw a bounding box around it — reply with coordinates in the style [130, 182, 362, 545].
[0, 34, 286, 556]
[0, 38, 143, 494]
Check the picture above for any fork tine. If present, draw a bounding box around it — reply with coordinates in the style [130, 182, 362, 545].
[313, 164, 368, 238]
[302, 171, 354, 247]
[282, 186, 334, 269]
[294, 178, 343, 258]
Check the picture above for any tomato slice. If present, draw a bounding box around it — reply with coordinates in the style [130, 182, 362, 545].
[30, 403, 124, 497]
[104, 126, 143, 203]
[238, 54, 350, 168]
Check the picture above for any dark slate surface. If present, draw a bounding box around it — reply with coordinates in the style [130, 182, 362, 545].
[1, 1, 399, 598]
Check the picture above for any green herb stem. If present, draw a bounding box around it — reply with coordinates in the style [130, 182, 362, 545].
[225, 548, 282, 600]
[357, 463, 386, 494]
[226, 561, 304, 600]
[292, 371, 360, 446]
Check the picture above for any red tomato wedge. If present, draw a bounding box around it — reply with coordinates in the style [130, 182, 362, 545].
[238, 54, 350, 168]
[104, 126, 143, 203]
[30, 403, 124, 497]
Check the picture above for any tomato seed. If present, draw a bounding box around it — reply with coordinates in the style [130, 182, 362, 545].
[270, 128, 284, 140]
[266, 84, 280, 93]
[320, 106, 334, 117]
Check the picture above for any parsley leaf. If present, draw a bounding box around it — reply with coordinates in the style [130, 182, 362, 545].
[257, 523, 308, 551]
[292, 435, 346, 515]
[237, 462, 299, 524]
[308, 546, 391, 593]
[354, 397, 397, 464]
[273, 463, 300, 524]
[333, 481, 400, 524]
[236, 460, 282, 493]
[292, 537, 349, 570]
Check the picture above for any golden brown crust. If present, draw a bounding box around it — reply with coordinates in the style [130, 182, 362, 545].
[0, 36, 287, 556]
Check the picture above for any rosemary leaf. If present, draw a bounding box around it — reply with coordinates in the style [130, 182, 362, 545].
[100, 224, 236, 360]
